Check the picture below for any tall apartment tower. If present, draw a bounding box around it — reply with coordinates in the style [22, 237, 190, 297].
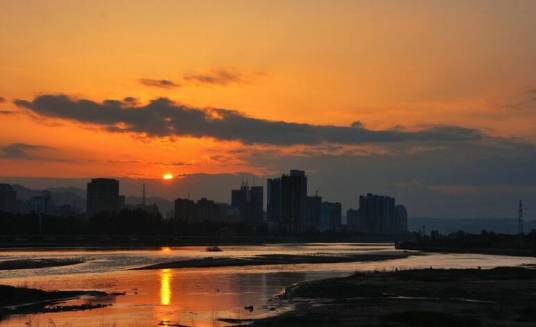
[231, 182, 263, 223]
[86, 178, 120, 217]
[358, 193, 405, 234]
[267, 178, 282, 223]
[306, 195, 322, 231]
[174, 198, 195, 223]
[281, 170, 307, 233]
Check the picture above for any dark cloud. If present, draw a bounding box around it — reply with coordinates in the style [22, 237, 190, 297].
[123, 97, 139, 105]
[104, 159, 192, 166]
[184, 69, 242, 85]
[0, 143, 53, 159]
[15, 95, 483, 146]
[139, 79, 179, 89]
[0, 96, 5, 103]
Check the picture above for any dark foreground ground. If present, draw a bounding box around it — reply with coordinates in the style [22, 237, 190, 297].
[0, 285, 111, 319]
[236, 266, 536, 327]
[135, 252, 414, 270]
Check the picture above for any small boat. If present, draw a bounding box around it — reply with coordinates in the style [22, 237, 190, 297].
[206, 246, 223, 252]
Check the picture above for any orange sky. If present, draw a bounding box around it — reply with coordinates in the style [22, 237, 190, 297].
[1, 0, 536, 180]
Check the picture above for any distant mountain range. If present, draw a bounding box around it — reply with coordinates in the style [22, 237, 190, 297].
[12, 184, 86, 210]
[10, 185, 174, 215]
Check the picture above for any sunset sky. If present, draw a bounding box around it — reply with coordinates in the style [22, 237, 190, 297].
[1, 0, 536, 218]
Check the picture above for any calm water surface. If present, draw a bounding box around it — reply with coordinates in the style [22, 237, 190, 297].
[1, 243, 536, 326]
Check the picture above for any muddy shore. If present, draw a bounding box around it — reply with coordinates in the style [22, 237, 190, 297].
[238, 266, 536, 326]
[135, 252, 415, 270]
[0, 258, 84, 270]
[0, 284, 110, 319]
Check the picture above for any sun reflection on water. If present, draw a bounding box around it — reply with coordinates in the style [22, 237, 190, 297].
[161, 246, 172, 253]
[160, 269, 171, 305]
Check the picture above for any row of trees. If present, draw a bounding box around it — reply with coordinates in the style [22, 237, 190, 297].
[399, 230, 536, 252]
[0, 209, 267, 236]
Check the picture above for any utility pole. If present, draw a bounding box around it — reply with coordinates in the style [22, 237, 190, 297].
[518, 200, 524, 235]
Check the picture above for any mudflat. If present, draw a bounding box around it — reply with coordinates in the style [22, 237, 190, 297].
[0, 258, 83, 270]
[0, 284, 109, 319]
[242, 266, 536, 326]
[134, 252, 415, 270]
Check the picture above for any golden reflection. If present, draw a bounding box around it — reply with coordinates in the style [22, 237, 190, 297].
[161, 246, 172, 253]
[160, 269, 171, 305]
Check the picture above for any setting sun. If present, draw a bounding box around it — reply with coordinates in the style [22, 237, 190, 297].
[162, 173, 174, 180]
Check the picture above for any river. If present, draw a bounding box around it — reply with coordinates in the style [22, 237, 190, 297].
[1, 243, 536, 326]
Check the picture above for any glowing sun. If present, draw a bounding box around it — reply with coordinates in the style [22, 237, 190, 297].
[163, 173, 174, 180]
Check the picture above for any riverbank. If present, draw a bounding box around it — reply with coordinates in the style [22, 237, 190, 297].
[239, 266, 536, 326]
[397, 233, 536, 258]
[135, 252, 415, 270]
[398, 243, 536, 258]
[0, 285, 110, 319]
[0, 234, 409, 248]
[0, 258, 84, 270]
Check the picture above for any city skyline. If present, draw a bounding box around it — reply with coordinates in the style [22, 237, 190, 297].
[2, 1, 536, 219]
[0, 169, 409, 235]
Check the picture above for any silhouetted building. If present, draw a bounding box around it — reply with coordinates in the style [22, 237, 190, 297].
[346, 208, 360, 230]
[357, 193, 407, 234]
[305, 195, 322, 231]
[86, 178, 120, 217]
[0, 184, 17, 213]
[195, 197, 222, 222]
[231, 182, 264, 224]
[321, 201, 342, 231]
[174, 198, 195, 223]
[267, 178, 282, 224]
[281, 170, 308, 233]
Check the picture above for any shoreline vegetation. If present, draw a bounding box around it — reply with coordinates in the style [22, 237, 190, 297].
[134, 252, 415, 270]
[398, 231, 536, 257]
[237, 266, 536, 327]
[0, 285, 110, 319]
[0, 258, 84, 270]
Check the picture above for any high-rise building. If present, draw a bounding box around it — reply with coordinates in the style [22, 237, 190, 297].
[267, 178, 282, 223]
[346, 208, 359, 230]
[195, 197, 222, 222]
[305, 195, 322, 231]
[358, 193, 406, 234]
[231, 182, 264, 223]
[174, 198, 195, 223]
[0, 184, 17, 213]
[86, 178, 120, 217]
[281, 170, 307, 233]
[321, 201, 342, 232]
[250, 186, 264, 223]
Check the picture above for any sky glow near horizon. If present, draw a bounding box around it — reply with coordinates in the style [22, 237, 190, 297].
[1, 0, 536, 218]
